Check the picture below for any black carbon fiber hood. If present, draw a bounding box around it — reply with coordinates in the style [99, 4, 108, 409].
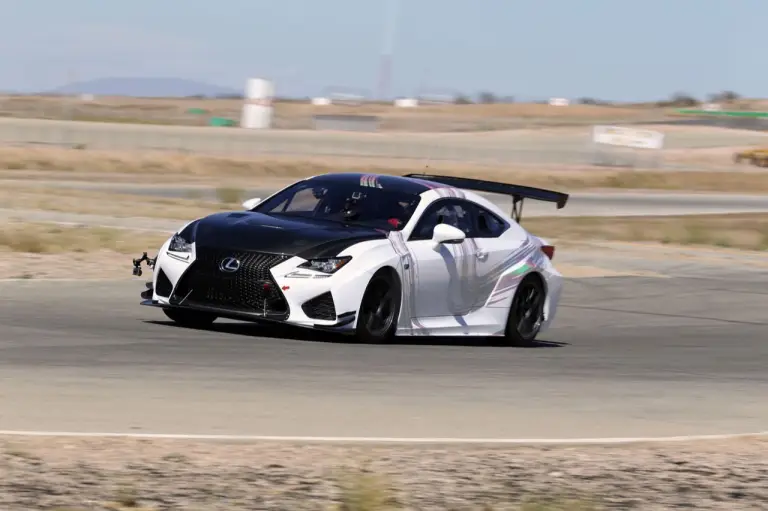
[190, 211, 387, 259]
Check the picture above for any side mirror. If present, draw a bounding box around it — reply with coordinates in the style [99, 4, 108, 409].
[432, 223, 465, 249]
[242, 197, 261, 210]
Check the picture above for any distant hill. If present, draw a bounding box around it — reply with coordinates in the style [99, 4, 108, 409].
[47, 77, 241, 98]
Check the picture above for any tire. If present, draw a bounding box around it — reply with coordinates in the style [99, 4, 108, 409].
[162, 308, 217, 328]
[355, 270, 402, 343]
[501, 274, 546, 346]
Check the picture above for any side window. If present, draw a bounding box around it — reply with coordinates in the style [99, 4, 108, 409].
[473, 204, 508, 238]
[409, 200, 475, 241]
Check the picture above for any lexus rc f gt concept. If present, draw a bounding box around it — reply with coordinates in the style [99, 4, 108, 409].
[134, 173, 569, 345]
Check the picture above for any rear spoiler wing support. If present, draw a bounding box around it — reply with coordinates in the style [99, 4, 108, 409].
[511, 196, 524, 223]
[403, 173, 569, 223]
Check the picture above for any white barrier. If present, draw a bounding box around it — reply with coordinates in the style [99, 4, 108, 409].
[240, 78, 274, 129]
[394, 98, 418, 108]
[592, 125, 665, 150]
[591, 125, 664, 168]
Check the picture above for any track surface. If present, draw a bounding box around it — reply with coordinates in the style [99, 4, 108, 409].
[2, 256, 767, 439]
[3, 187, 768, 237]
[26, 182, 768, 216]
[3, 117, 768, 165]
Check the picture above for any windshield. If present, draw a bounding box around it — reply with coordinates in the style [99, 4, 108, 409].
[252, 178, 422, 231]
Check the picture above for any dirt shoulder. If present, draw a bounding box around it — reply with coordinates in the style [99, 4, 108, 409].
[2, 146, 768, 193]
[526, 213, 768, 252]
[0, 95, 668, 128]
[0, 218, 765, 280]
[1, 436, 766, 510]
[0, 223, 168, 280]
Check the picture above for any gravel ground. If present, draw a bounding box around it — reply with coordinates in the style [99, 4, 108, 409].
[1, 437, 766, 510]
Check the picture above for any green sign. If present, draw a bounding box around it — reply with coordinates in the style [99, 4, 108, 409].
[676, 109, 768, 118]
[209, 117, 236, 127]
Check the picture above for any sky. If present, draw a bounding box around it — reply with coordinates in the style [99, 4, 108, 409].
[0, 0, 761, 102]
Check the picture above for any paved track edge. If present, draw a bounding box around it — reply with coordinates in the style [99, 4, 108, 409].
[0, 430, 766, 447]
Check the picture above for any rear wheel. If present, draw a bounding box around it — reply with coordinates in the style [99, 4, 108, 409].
[162, 308, 217, 328]
[356, 270, 401, 343]
[502, 274, 546, 346]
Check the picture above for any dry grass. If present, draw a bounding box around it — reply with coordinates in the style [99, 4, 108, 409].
[273, 101, 662, 120]
[1, 94, 670, 128]
[2, 210, 767, 258]
[214, 186, 247, 204]
[4, 436, 766, 511]
[526, 213, 768, 252]
[0, 221, 169, 279]
[1, 215, 762, 280]
[335, 471, 400, 510]
[0, 222, 168, 254]
[0, 184, 229, 220]
[516, 499, 602, 511]
[332, 471, 601, 511]
[0, 146, 337, 180]
[560, 169, 768, 192]
[1, 146, 767, 193]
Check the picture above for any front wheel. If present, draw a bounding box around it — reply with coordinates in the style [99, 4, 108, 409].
[162, 308, 217, 328]
[355, 271, 401, 343]
[502, 274, 546, 346]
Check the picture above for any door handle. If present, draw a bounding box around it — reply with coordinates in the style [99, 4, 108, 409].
[475, 250, 488, 261]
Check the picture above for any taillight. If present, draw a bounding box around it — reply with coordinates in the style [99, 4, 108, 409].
[541, 245, 555, 260]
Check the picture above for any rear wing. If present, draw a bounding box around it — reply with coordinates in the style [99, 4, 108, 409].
[403, 173, 569, 223]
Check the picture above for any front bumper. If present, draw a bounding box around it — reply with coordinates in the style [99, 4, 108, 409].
[140, 283, 357, 332]
[135, 240, 373, 334]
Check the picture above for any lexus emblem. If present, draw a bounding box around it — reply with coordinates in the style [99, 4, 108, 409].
[219, 256, 241, 273]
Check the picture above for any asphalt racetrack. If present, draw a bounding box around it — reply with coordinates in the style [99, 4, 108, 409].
[1, 258, 767, 440]
[4, 117, 768, 163]
[11, 180, 768, 217]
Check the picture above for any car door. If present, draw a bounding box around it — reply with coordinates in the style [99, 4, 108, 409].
[465, 201, 525, 309]
[407, 198, 478, 318]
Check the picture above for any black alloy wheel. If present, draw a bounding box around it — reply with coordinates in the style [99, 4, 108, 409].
[356, 271, 401, 343]
[503, 274, 545, 345]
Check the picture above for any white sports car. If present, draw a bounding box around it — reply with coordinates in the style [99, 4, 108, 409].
[133, 173, 569, 345]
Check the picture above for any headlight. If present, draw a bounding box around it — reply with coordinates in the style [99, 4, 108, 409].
[168, 233, 192, 253]
[298, 256, 351, 274]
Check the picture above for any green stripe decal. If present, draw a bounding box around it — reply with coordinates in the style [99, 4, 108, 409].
[511, 262, 532, 275]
